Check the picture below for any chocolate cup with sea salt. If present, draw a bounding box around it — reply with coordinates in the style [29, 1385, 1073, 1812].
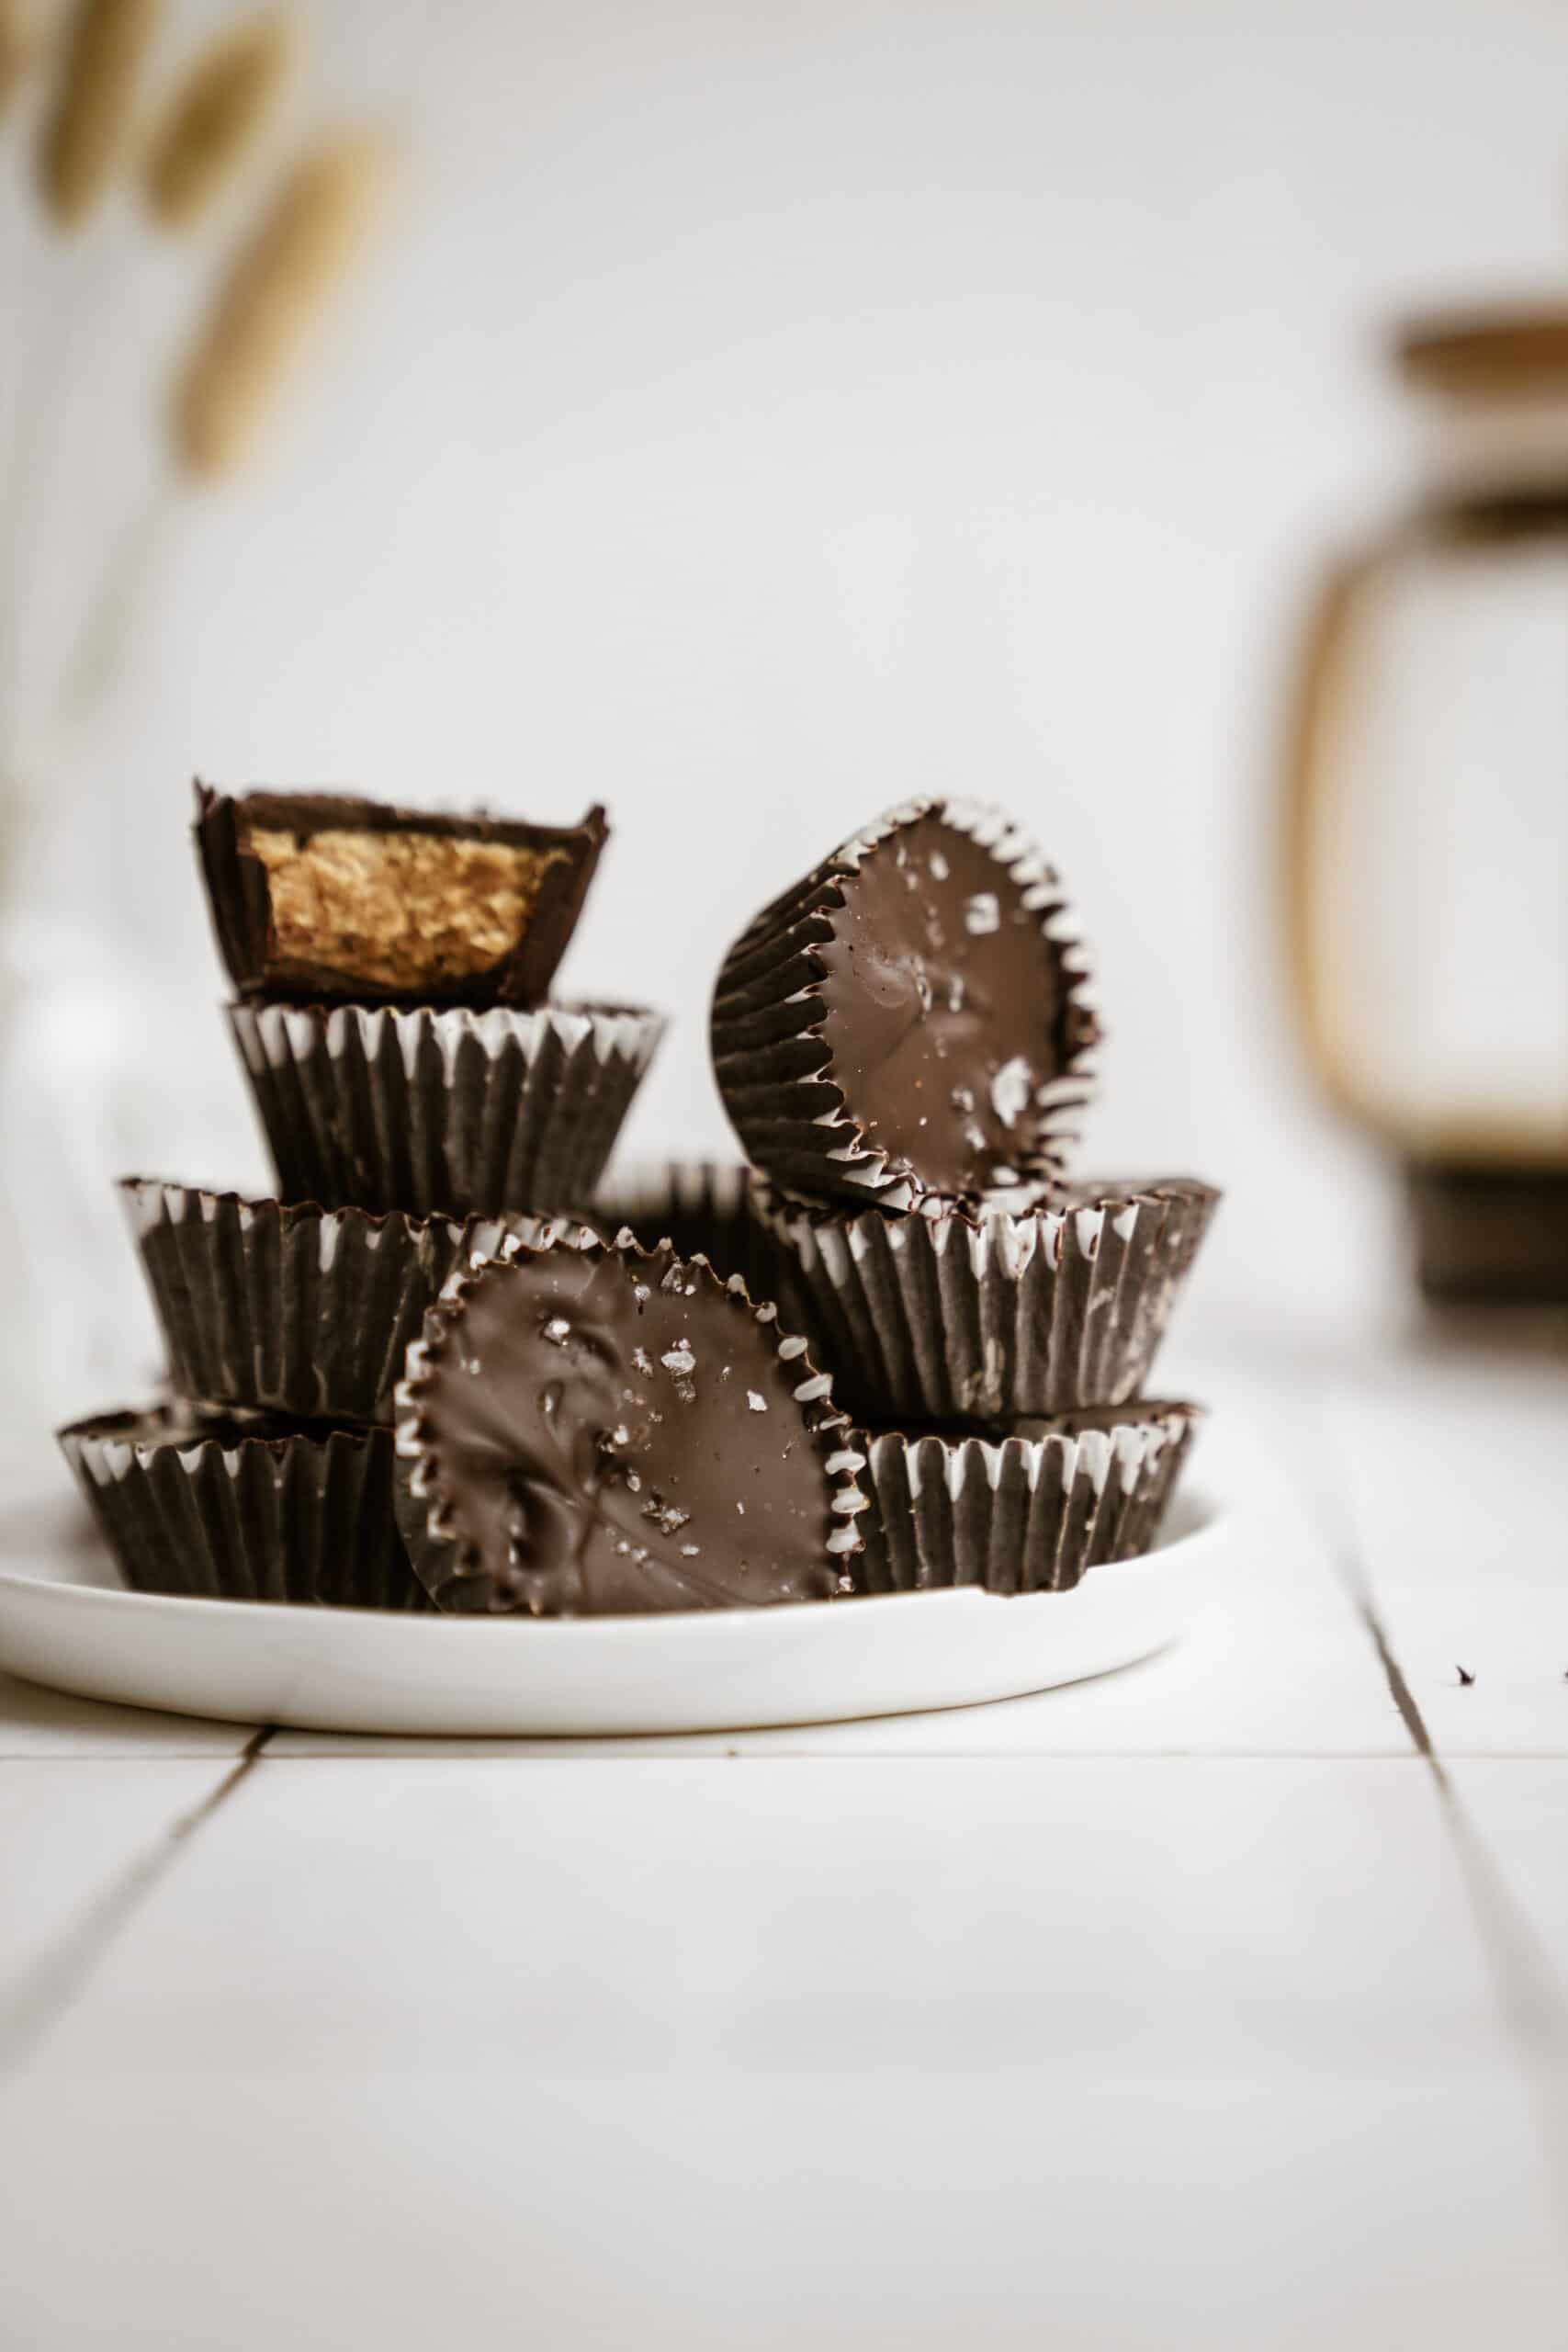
[710, 798, 1100, 1211]
[120, 1180, 546, 1427]
[852, 1401, 1201, 1596]
[229, 999, 665, 1219]
[57, 1407, 427, 1609]
[395, 1236, 866, 1616]
[751, 1174, 1220, 1425]
[195, 783, 608, 1011]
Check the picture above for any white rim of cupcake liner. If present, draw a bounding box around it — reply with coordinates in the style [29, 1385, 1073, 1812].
[231, 997, 666, 1080]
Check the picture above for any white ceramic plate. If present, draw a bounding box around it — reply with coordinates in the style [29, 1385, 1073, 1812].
[0, 1487, 1231, 1736]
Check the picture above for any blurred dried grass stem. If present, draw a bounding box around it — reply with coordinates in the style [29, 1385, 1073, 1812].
[38, 0, 163, 230]
[172, 127, 393, 478]
[0, 0, 33, 118]
[145, 9, 297, 232]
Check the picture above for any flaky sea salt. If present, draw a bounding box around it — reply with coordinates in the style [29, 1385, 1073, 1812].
[990, 1055, 1032, 1129]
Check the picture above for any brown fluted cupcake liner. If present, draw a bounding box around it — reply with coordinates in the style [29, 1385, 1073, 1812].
[709, 797, 1100, 1211]
[57, 1407, 428, 1609]
[852, 1401, 1201, 1596]
[119, 1179, 540, 1427]
[228, 999, 665, 1218]
[394, 1229, 868, 1615]
[570, 1159, 795, 1317]
[751, 1174, 1220, 1424]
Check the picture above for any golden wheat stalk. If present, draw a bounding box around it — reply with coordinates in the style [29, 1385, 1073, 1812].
[38, 0, 164, 229]
[171, 128, 393, 480]
[144, 10, 297, 232]
[0, 0, 33, 118]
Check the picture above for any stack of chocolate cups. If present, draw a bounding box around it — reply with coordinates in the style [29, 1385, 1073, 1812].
[710, 797, 1220, 1597]
[59, 787, 665, 1606]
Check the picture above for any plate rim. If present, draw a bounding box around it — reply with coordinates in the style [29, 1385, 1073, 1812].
[0, 1485, 1227, 1636]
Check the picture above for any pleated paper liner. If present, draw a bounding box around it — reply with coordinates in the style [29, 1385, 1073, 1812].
[571, 1159, 795, 1317]
[852, 1400, 1201, 1596]
[119, 1180, 547, 1427]
[752, 1174, 1220, 1423]
[228, 999, 665, 1218]
[709, 797, 1100, 1211]
[394, 1231, 868, 1616]
[57, 1408, 428, 1609]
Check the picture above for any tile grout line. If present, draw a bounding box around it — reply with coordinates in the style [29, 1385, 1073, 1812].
[245, 1744, 1432, 1762]
[1354, 1595, 1450, 1788]
[0, 1724, 275, 2072]
[1242, 1364, 1430, 1759]
[1309, 1374, 1568, 2224]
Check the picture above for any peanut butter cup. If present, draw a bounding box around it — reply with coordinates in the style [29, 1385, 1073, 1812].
[196, 782, 608, 1010]
[395, 1238, 865, 1615]
[58, 1408, 425, 1608]
[569, 1159, 793, 1315]
[229, 999, 664, 1218]
[711, 798, 1100, 1211]
[751, 1174, 1220, 1424]
[120, 1180, 548, 1426]
[852, 1401, 1201, 1595]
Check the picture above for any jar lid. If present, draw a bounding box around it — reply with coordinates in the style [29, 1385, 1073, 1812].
[1396, 305, 1568, 395]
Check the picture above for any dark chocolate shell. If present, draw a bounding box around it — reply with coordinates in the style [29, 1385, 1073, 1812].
[394, 1233, 866, 1615]
[58, 1407, 426, 1609]
[228, 999, 665, 1219]
[195, 782, 608, 1010]
[852, 1401, 1201, 1595]
[569, 1159, 795, 1319]
[710, 798, 1100, 1212]
[751, 1174, 1220, 1423]
[120, 1179, 545, 1426]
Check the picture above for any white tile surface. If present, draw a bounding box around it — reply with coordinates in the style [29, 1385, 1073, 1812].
[0, 1760, 249, 2066]
[1444, 1759, 1568, 2004]
[4, 1346, 1567, 2352]
[1328, 1349, 1568, 1755]
[2, 2074, 1563, 2352]
[1362, 1597, 1568, 1758]
[10, 1756, 1529, 2078]
[0, 1671, 251, 1759]
[1329, 1346, 1568, 1595]
[6, 1755, 1567, 2350]
[1439, 1759, 1568, 2199]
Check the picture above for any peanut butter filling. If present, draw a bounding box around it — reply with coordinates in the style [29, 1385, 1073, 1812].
[245, 826, 566, 992]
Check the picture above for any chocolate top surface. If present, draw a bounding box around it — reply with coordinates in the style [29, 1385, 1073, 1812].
[195, 784, 608, 1010]
[407, 1245, 850, 1616]
[814, 809, 1073, 1200]
[59, 1406, 359, 1453]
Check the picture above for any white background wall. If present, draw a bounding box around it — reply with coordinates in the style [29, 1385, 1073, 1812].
[5, 0, 1567, 1427]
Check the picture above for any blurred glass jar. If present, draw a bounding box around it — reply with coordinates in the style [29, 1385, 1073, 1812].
[1284, 306, 1568, 1304]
